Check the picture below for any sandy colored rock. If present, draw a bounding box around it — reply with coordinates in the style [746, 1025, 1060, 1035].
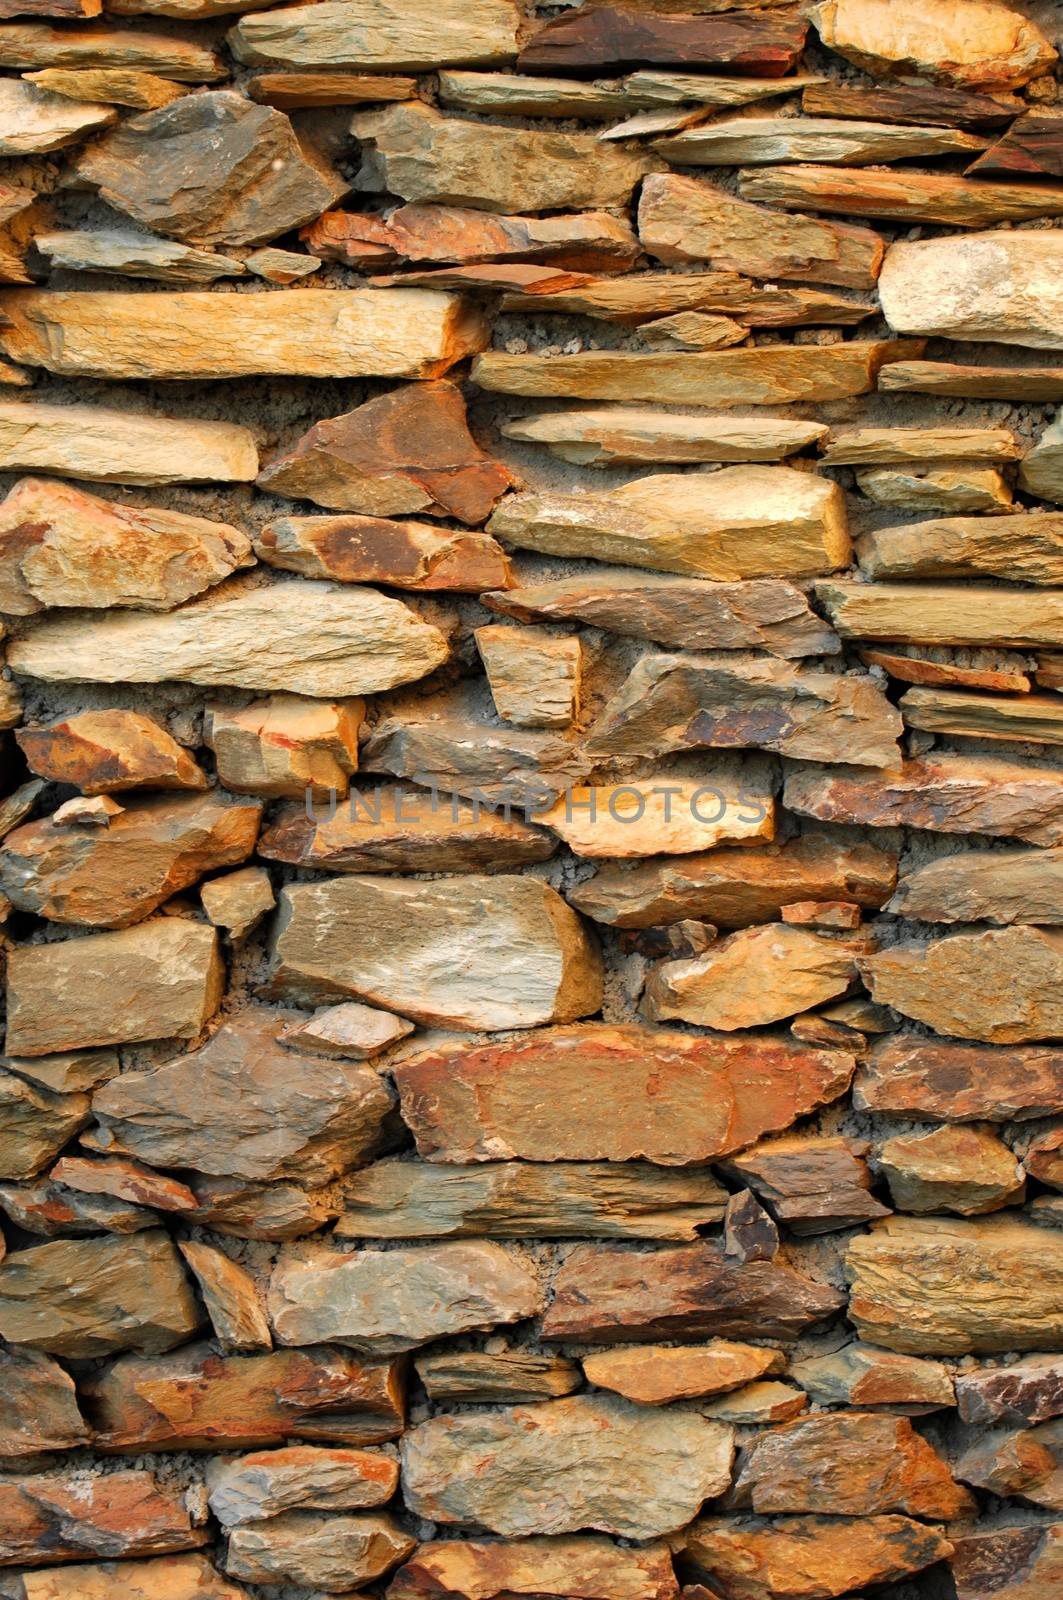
[35, 228, 244, 283]
[244, 247, 318, 284]
[475, 625, 581, 729]
[0, 1346, 90, 1456]
[856, 462, 1013, 514]
[687, 1514, 952, 1600]
[206, 1445, 398, 1526]
[740, 162, 1063, 227]
[644, 923, 864, 1030]
[638, 172, 882, 289]
[0, 1554, 250, 1600]
[183, 1177, 336, 1243]
[657, 114, 985, 167]
[437, 70, 630, 120]
[878, 1125, 1025, 1216]
[862, 926, 1063, 1043]
[881, 231, 1063, 351]
[537, 771, 772, 859]
[205, 696, 362, 801]
[10, 581, 449, 697]
[84, 1340, 404, 1451]
[847, 1214, 1063, 1353]
[258, 513, 510, 594]
[1020, 414, 1063, 502]
[856, 1035, 1063, 1123]
[584, 1341, 783, 1405]
[636, 312, 749, 352]
[0, 23, 224, 79]
[517, 6, 806, 74]
[256, 381, 515, 523]
[337, 1157, 727, 1241]
[720, 1133, 888, 1234]
[18, 710, 206, 795]
[394, 1025, 853, 1165]
[350, 102, 653, 214]
[234, 1512, 413, 1590]
[200, 867, 274, 942]
[0, 183, 40, 287]
[4, 1047, 118, 1095]
[0, 75, 114, 152]
[0, 1229, 201, 1357]
[0, 790, 260, 928]
[502, 409, 828, 467]
[5, 918, 222, 1056]
[700, 1380, 807, 1424]
[824, 425, 1019, 464]
[24, 65, 186, 108]
[0, 1068, 89, 1179]
[570, 835, 895, 929]
[473, 340, 911, 406]
[91, 1009, 395, 1184]
[956, 1356, 1063, 1427]
[178, 1241, 271, 1354]
[414, 1351, 580, 1404]
[810, 0, 1056, 89]
[386, 1535, 678, 1600]
[586, 652, 900, 767]
[495, 272, 876, 328]
[859, 511, 1063, 585]
[0, 1468, 205, 1566]
[0, 287, 488, 381]
[888, 843, 1063, 926]
[230, 0, 519, 70]
[270, 873, 602, 1030]
[0, 1180, 147, 1248]
[0, 401, 257, 486]
[248, 70, 415, 109]
[901, 685, 1063, 745]
[817, 579, 1063, 649]
[880, 358, 1063, 400]
[543, 1240, 844, 1344]
[49, 1154, 195, 1213]
[401, 1394, 733, 1539]
[488, 468, 848, 582]
[791, 1343, 954, 1411]
[269, 1240, 542, 1354]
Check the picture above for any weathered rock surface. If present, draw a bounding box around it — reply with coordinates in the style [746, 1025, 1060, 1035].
[0, 1068, 89, 1179]
[50, 1154, 197, 1214]
[862, 927, 1063, 1043]
[401, 1395, 734, 1539]
[206, 1445, 397, 1526]
[880, 357, 1063, 399]
[0, 76, 114, 153]
[949, 1520, 1063, 1600]
[537, 772, 772, 859]
[269, 1241, 542, 1353]
[385, 1535, 679, 1600]
[0, 23, 225, 78]
[257, 381, 514, 523]
[0, 1179, 153, 1238]
[487, 469, 848, 581]
[956, 1356, 1063, 1427]
[819, 579, 1063, 648]
[0, 1229, 201, 1357]
[517, 6, 806, 74]
[178, 1242, 271, 1355]
[1020, 414, 1063, 502]
[969, 107, 1063, 179]
[35, 227, 244, 284]
[720, 1133, 889, 1234]
[824, 424, 1020, 465]
[204, 696, 361, 801]
[790, 1343, 954, 1411]
[0, 1554, 250, 1599]
[856, 1035, 1063, 1122]
[337, 1157, 727, 1240]
[92, 1010, 395, 1184]
[638, 171, 883, 288]
[583, 1341, 782, 1405]
[9, 581, 449, 697]
[258, 514, 511, 593]
[5, 919, 222, 1056]
[200, 866, 274, 943]
[900, 685, 1063, 744]
[741, 162, 1063, 226]
[685, 1514, 952, 1600]
[877, 1125, 1026, 1215]
[230, 0, 520, 70]
[701, 1380, 808, 1425]
[18, 711, 206, 795]
[502, 408, 829, 467]
[247, 70, 416, 109]
[183, 1177, 336, 1244]
[393, 1025, 853, 1165]
[493, 271, 876, 328]
[270, 874, 602, 1030]
[0, 288, 487, 380]
[24, 65, 187, 109]
[0, 1346, 90, 1456]
[475, 625, 581, 729]
[801, 78, 1022, 126]
[809, 0, 1056, 89]
[657, 114, 985, 167]
[280, 1002, 412, 1061]
[0, 401, 257, 485]
[881, 231, 1063, 350]
[644, 924, 864, 1029]
[224, 1511, 414, 1590]
[846, 1215, 1063, 1353]
[0, 791, 261, 927]
[859, 511, 1063, 585]
[543, 1241, 844, 1344]
[4, 1048, 118, 1095]
[0, 1468, 205, 1566]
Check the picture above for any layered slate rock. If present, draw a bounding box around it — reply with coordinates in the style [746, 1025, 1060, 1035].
[18, 711, 207, 795]
[517, 6, 807, 75]
[476, 626, 581, 729]
[0, 23, 226, 78]
[34, 227, 245, 283]
[0, 1554, 251, 1599]
[4, 919, 223, 1056]
[200, 867, 274, 943]
[855, 1035, 1063, 1122]
[880, 231, 1063, 350]
[91, 1010, 396, 1184]
[0, 1469, 206, 1566]
[8, 582, 449, 697]
[206, 1445, 398, 1524]
[223, 1512, 414, 1590]
[501, 408, 830, 467]
[178, 1243, 271, 1354]
[889, 844, 1063, 925]
[0, 1068, 90, 1179]
[393, 1025, 854, 1164]
[401, 1395, 734, 1539]
[1021, 415, 1063, 503]
[859, 511, 1063, 585]
[740, 163, 1063, 227]
[542, 1242, 843, 1344]
[258, 514, 510, 592]
[719, 1134, 889, 1234]
[229, 0, 521, 70]
[535, 773, 772, 859]
[0, 76, 114, 153]
[204, 696, 361, 800]
[385, 1537, 679, 1600]
[0, 400, 257, 485]
[0, 1346, 91, 1456]
[877, 1126, 1025, 1216]
[817, 579, 1063, 649]
[0, 1230, 202, 1357]
[685, 1514, 952, 1600]
[956, 1356, 1063, 1427]
[655, 115, 986, 167]
[268, 1241, 543, 1353]
[256, 380, 515, 522]
[861, 927, 1063, 1043]
[790, 1343, 955, 1412]
[336, 1157, 727, 1240]
[269, 874, 603, 1030]
[643, 924, 865, 1029]
[846, 1215, 1063, 1353]
[414, 1352, 580, 1404]
[280, 1003, 413, 1061]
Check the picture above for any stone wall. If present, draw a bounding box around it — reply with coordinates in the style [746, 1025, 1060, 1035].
[0, 0, 1062, 1596]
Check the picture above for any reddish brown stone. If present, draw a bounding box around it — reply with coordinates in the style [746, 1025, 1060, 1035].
[1027, 1128, 1063, 1189]
[723, 1189, 779, 1263]
[720, 1135, 891, 1234]
[685, 1515, 953, 1600]
[182, 1176, 337, 1242]
[256, 514, 511, 591]
[542, 1241, 844, 1344]
[518, 7, 807, 74]
[790, 1343, 955, 1412]
[49, 1155, 197, 1213]
[949, 1523, 1063, 1600]
[0, 1346, 90, 1457]
[0, 1469, 205, 1567]
[583, 1340, 784, 1406]
[802, 80, 1022, 127]
[17, 710, 207, 795]
[855, 1035, 1063, 1122]
[386, 1536, 680, 1600]
[968, 109, 1063, 179]
[956, 1356, 1063, 1427]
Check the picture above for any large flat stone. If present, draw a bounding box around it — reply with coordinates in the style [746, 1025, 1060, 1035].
[861, 927, 1063, 1043]
[500, 408, 830, 467]
[855, 1034, 1063, 1122]
[644, 924, 866, 1029]
[0, 23, 225, 79]
[206, 1445, 398, 1525]
[517, 6, 806, 74]
[809, 0, 1056, 89]
[0, 1554, 251, 1600]
[685, 1515, 952, 1600]
[880, 230, 1063, 350]
[741, 162, 1063, 226]
[0, 1468, 205, 1566]
[656, 114, 985, 166]
[18, 710, 207, 795]
[230, 0, 520, 70]
[385, 1537, 679, 1600]
[859, 511, 1063, 585]
[223, 1512, 413, 1590]
[0, 400, 257, 485]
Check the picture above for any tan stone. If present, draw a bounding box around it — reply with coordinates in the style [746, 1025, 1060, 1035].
[901, 685, 1063, 745]
[583, 1341, 783, 1405]
[18, 711, 206, 794]
[847, 1214, 1063, 1354]
[91, 1009, 395, 1184]
[230, 0, 519, 70]
[35, 227, 245, 283]
[585, 652, 901, 767]
[644, 923, 865, 1030]
[5, 918, 222, 1055]
[178, 1241, 271, 1354]
[0, 1468, 205, 1567]
[0, 1229, 201, 1357]
[388, 1536, 677, 1600]
[880, 358, 1063, 400]
[393, 1025, 854, 1165]
[860, 511, 1063, 584]
[475, 625, 581, 729]
[269, 874, 602, 1031]
[495, 272, 877, 327]
[256, 381, 515, 523]
[49, 1154, 196, 1213]
[502, 408, 828, 466]
[1026, 1129, 1063, 1189]
[862, 926, 1063, 1043]
[818, 579, 1063, 648]
[0, 1346, 90, 1456]
[348, 102, 653, 213]
[201, 867, 274, 942]
[433, 69, 630, 119]
[657, 114, 985, 166]
[889, 843, 1063, 925]
[24, 66, 187, 108]
[4, 1047, 118, 1095]
[10, 582, 449, 697]
[825, 425, 1020, 464]
[881, 231, 1063, 350]
[720, 1133, 889, 1234]
[810, 0, 1056, 89]
[627, 66, 824, 106]
[337, 1156, 727, 1241]
[0, 183, 39, 287]
[401, 1395, 733, 1539]
[472, 340, 914, 406]
[686, 1515, 952, 1600]
[0, 1554, 250, 1600]
[0, 401, 258, 485]
[0, 76, 114, 152]
[414, 1352, 580, 1404]
[638, 171, 882, 288]
[258, 514, 510, 593]
[878, 1125, 1026, 1215]
[0, 1067, 89, 1179]
[206, 1445, 398, 1525]
[205, 696, 362, 800]
[636, 312, 749, 351]
[227, 1512, 406, 1590]
[701, 1381, 808, 1424]
[182, 1177, 336, 1243]
[0, 790, 261, 928]
[487, 468, 848, 581]
[248, 71, 416, 110]
[1020, 415, 1063, 502]
[790, 1343, 954, 1411]
[856, 462, 1013, 513]
[0, 24, 224, 79]
[244, 248, 319, 284]
[537, 772, 773, 859]
[0, 288, 488, 380]
[740, 162, 1063, 226]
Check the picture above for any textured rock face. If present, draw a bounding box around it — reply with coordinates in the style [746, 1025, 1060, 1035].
[385, 1537, 680, 1600]
[855, 1034, 1063, 1121]
[583, 1341, 783, 1406]
[18, 710, 207, 794]
[0, 1347, 91, 1456]
[206, 1445, 398, 1524]
[204, 696, 362, 799]
[0, 400, 257, 484]
[224, 1511, 414, 1589]
[862, 927, 1063, 1042]
[401, 1396, 734, 1538]
[881, 231, 1063, 349]
[810, 0, 1056, 89]
[685, 1515, 953, 1600]
[644, 924, 865, 1029]
[0, 1468, 206, 1566]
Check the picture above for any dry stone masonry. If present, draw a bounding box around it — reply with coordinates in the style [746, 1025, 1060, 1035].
[0, 0, 1062, 1597]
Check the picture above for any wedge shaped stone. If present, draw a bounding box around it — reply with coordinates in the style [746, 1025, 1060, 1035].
[685, 1514, 952, 1600]
[881, 231, 1063, 350]
[861, 927, 1063, 1043]
[200, 867, 274, 943]
[0, 75, 113, 151]
[1020, 414, 1063, 503]
[644, 924, 865, 1030]
[877, 1125, 1025, 1216]
[38, 226, 243, 283]
[18, 711, 206, 794]
[901, 685, 1063, 746]
[223, 1510, 413, 1590]
[24, 65, 187, 108]
[889, 844, 1063, 926]
[859, 511, 1063, 585]
[393, 1025, 854, 1165]
[502, 408, 828, 467]
[879, 358, 1063, 400]
[0, 22, 225, 79]
[9, 581, 449, 697]
[204, 695, 361, 801]
[414, 1352, 580, 1404]
[476, 625, 581, 729]
[655, 114, 985, 166]
[809, 0, 1056, 90]
[0, 1068, 89, 1180]
[740, 163, 1063, 227]
[0, 1468, 205, 1566]
[269, 874, 602, 1030]
[258, 514, 510, 592]
[824, 425, 1019, 465]
[401, 1395, 734, 1539]
[817, 580, 1063, 648]
[91, 1009, 395, 1184]
[855, 1034, 1063, 1123]
[206, 1445, 398, 1525]
[517, 6, 806, 74]
[790, 1343, 954, 1411]
[956, 1356, 1063, 1427]
[584, 1341, 783, 1406]
[178, 1241, 271, 1354]
[0, 401, 257, 485]
[0, 1555, 250, 1599]
[385, 1537, 678, 1600]
[0, 1346, 90, 1456]
[230, 0, 520, 70]
[720, 1133, 889, 1234]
